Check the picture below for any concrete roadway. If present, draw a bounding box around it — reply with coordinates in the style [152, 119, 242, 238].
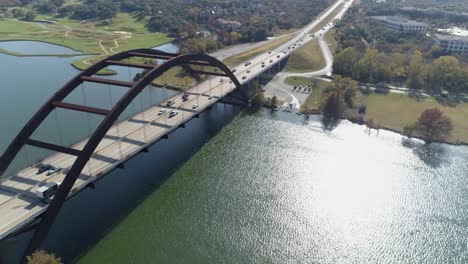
[263, 1, 350, 109]
[0, 0, 354, 240]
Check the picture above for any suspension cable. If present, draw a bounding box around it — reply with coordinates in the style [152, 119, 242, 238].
[108, 84, 123, 160]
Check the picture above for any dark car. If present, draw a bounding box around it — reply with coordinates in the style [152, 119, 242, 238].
[36, 164, 53, 175]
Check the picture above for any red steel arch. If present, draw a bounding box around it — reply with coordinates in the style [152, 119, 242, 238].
[0, 48, 241, 259]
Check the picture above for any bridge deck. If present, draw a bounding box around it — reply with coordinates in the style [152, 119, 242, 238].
[0, 0, 352, 240]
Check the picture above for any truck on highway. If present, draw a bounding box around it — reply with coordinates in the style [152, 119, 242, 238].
[36, 182, 60, 201]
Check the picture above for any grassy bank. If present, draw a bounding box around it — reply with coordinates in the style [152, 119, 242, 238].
[363, 93, 468, 144]
[284, 39, 325, 72]
[297, 79, 468, 143]
[0, 14, 172, 71]
[0, 46, 87, 57]
[223, 35, 293, 67]
[324, 29, 337, 55]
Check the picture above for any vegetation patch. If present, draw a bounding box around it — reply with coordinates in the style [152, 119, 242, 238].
[223, 35, 293, 67]
[324, 29, 337, 55]
[284, 38, 325, 73]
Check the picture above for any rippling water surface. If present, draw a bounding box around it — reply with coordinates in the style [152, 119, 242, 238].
[79, 109, 468, 264]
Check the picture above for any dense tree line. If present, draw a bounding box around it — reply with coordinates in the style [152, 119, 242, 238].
[333, 47, 468, 92]
[332, 4, 468, 92]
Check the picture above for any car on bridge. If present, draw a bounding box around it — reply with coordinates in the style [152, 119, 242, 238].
[158, 109, 167, 115]
[168, 111, 178, 118]
[192, 104, 199, 109]
[247, 70, 251, 73]
[242, 76, 247, 80]
[46, 166, 61, 176]
[36, 164, 53, 175]
[166, 100, 175, 106]
[182, 92, 189, 102]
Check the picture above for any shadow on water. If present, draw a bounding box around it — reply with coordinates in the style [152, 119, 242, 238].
[0, 103, 242, 264]
[401, 138, 446, 168]
[320, 115, 341, 133]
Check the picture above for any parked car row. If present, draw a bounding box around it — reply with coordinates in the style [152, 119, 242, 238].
[293, 85, 312, 93]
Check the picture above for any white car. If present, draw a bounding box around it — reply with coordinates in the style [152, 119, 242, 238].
[192, 104, 199, 109]
[46, 166, 62, 176]
[158, 109, 167, 115]
[168, 111, 178, 118]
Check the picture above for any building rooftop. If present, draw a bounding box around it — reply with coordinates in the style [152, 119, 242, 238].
[435, 33, 468, 42]
[371, 16, 427, 27]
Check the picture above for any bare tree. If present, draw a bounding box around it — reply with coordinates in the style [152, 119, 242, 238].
[416, 108, 453, 143]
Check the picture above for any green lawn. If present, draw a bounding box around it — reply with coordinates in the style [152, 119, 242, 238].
[0, 14, 172, 71]
[324, 29, 337, 55]
[272, 27, 299, 37]
[364, 93, 468, 144]
[223, 35, 293, 67]
[284, 38, 325, 72]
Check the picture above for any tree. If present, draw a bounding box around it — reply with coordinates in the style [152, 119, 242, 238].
[416, 108, 453, 143]
[426, 56, 460, 93]
[27, 249, 62, 264]
[252, 91, 265, 107]
[403, 122, 417, 138]
[320, 76, 358, 116]
[333, 47, 358, 76]
[23, 10, 37, 21]
[406, 50, 426, 89]
[270, 95, 278, 107]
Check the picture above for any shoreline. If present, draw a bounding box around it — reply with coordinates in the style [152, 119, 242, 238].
[314, 112, 468, 146]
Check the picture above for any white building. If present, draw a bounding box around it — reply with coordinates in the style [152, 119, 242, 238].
[435, 34, 468, 54]
[216, 19, 242, 31]
[371, 16, 428, 33]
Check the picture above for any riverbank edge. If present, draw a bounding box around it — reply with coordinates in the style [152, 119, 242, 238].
[327, 113, 468, 146]
[0, 38, 174, 75]
[0, 39, 93, 56]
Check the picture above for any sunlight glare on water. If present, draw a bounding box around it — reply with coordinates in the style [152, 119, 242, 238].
[79, 109, 468, 264]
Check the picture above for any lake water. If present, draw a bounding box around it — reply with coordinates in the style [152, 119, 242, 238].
[0, 40, 82, 55]
[76, 110, 468, 264]
[1, 41, 468, 263]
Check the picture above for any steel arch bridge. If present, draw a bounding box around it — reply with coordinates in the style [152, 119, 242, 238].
[0, 48, 241, 260]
